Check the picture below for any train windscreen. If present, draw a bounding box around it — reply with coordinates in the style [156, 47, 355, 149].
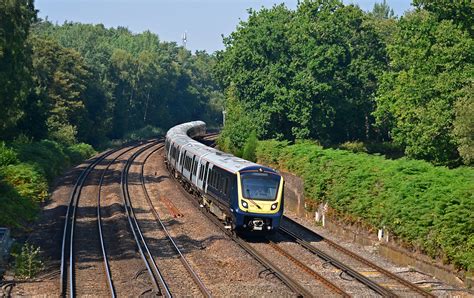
[240, 172, 280, 201]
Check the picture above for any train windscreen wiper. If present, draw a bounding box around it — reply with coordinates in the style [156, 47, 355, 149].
[246, 189, 262, 209]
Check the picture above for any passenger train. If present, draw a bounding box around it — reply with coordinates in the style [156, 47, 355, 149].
[164, 121, 284, 232]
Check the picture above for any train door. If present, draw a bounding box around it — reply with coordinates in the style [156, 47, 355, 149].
[204, 162, 210, 193]
[196, 158, 203, 190]
[190, 154, 196, 182]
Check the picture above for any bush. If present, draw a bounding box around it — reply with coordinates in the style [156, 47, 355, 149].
[0, 139, 96, 229]
[0, 142, 18, 166]
[124, 125, 164, 141]
[0, 180, 39, 227]
[14, 139, 70, 182]
[12, 243, 44, 279]
[66, 143, 96, 164]
[257, 140, 474, 271]
[242, 131, 258, 162]
[339, 141, 367, 153]
[0, 164, 48, 202]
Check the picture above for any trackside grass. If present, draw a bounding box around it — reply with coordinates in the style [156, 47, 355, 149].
[256, 140, 474, 271]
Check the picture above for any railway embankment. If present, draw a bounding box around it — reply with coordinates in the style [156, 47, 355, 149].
[0, 140, 96, 229]
[257, 140, 474, 288]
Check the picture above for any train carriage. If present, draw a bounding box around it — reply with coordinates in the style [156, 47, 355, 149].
[165, 121, 284, 232]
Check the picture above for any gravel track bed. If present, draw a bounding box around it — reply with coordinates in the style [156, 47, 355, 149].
[7, 140, 472, 297]
[128, 144, 202, 296]
[266, 232, 380, 297]
[72, 151, 116, 296]
[99, 144, 157, 296]
[145, 148, 295, 296]
[282, 212, 472, 297]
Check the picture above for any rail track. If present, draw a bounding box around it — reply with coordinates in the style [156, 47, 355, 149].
[59, 134, 437, 297]
[120, 140, 171, 297]
[137, 145, 211, 297]
[172, 172, 313, 297]
[60, 140, 151, 296]
[281, 216, 436, 297]
[183, 137, 436, 297]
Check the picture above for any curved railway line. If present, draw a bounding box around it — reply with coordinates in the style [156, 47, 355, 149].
[137, 144, 211, 297]
[60, 140, 156, 296]
[57, 133, 441, 297]
[176, 137, 437, 297]
[280, 216, 436, 297]
[60, 139, 212, 297]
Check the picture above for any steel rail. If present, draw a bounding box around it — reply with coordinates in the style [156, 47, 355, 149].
[139, 145, 212, 297]
[279, 226, 398, 297]
[266, 240, 350, 297]
[172, 177, 312, 297]
[97, 143, 151, 297]
[282, 216, 435, 297]
[120, 141, 172, 297]
[180, 134, 314, 297]
[60, 147, 119, 297]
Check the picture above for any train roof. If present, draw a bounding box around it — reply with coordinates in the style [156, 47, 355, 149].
[166, 121, 273, 174]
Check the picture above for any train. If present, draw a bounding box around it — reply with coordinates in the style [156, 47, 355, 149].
[164, 121, 284, 232]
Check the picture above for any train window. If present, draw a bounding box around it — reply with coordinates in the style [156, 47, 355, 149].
[224, 178, 229, 195]
[193, 161, 198, 175]
[200, 165, 204, 180]
[217, 173, 222, 191]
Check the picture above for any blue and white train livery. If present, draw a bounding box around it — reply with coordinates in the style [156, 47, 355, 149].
[164, 121, 284, 232]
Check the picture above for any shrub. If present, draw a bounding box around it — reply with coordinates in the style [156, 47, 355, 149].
[339, 141, 367, 153]
[0, 164, 48, 202]
[14, 139, 70, 182]
[46, 118, 78, 146]
[124, 125, 164, 141]
[11, 243, 44, 279]
[257, 140, 474, 271]
[0, 142, 18, 166]
[242, 131, 258, 162]
[66, 143, 96, 164]
[0, 179, 39, 227]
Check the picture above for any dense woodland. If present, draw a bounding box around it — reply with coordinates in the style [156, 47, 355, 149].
[0, 0, 222, 227]
[216, 0, 473, 167]
[2, 11, 223, 146]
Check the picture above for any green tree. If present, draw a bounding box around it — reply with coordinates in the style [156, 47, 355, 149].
[217, 0, 388, 146]
[453, 83, 474, 165]
[371, 0, 395, 19]
[0, 0, 36, 138]
[242, 131, 258, 162]
[413, 0, 474, 34]
[374, 10, 474, 164]
[28, 37, 89, 145]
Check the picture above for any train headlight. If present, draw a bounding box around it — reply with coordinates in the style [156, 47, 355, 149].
[241, 200, 248, 208]
[271, 203, 278, 210]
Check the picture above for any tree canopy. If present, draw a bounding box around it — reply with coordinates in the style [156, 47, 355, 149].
[217, 0, 473, 166]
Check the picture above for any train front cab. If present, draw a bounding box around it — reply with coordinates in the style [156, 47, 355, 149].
[232, 166, 284, 232]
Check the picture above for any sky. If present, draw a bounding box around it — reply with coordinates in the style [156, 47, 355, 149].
[35, 0, 413, 53]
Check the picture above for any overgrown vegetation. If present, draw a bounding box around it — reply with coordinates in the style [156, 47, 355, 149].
[216, 0, 473, 166]
[11, 242, 43, 279]
[0, 140, 96, 228]
[0, 0, 224, 230]
[256, 140, 474, 271]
